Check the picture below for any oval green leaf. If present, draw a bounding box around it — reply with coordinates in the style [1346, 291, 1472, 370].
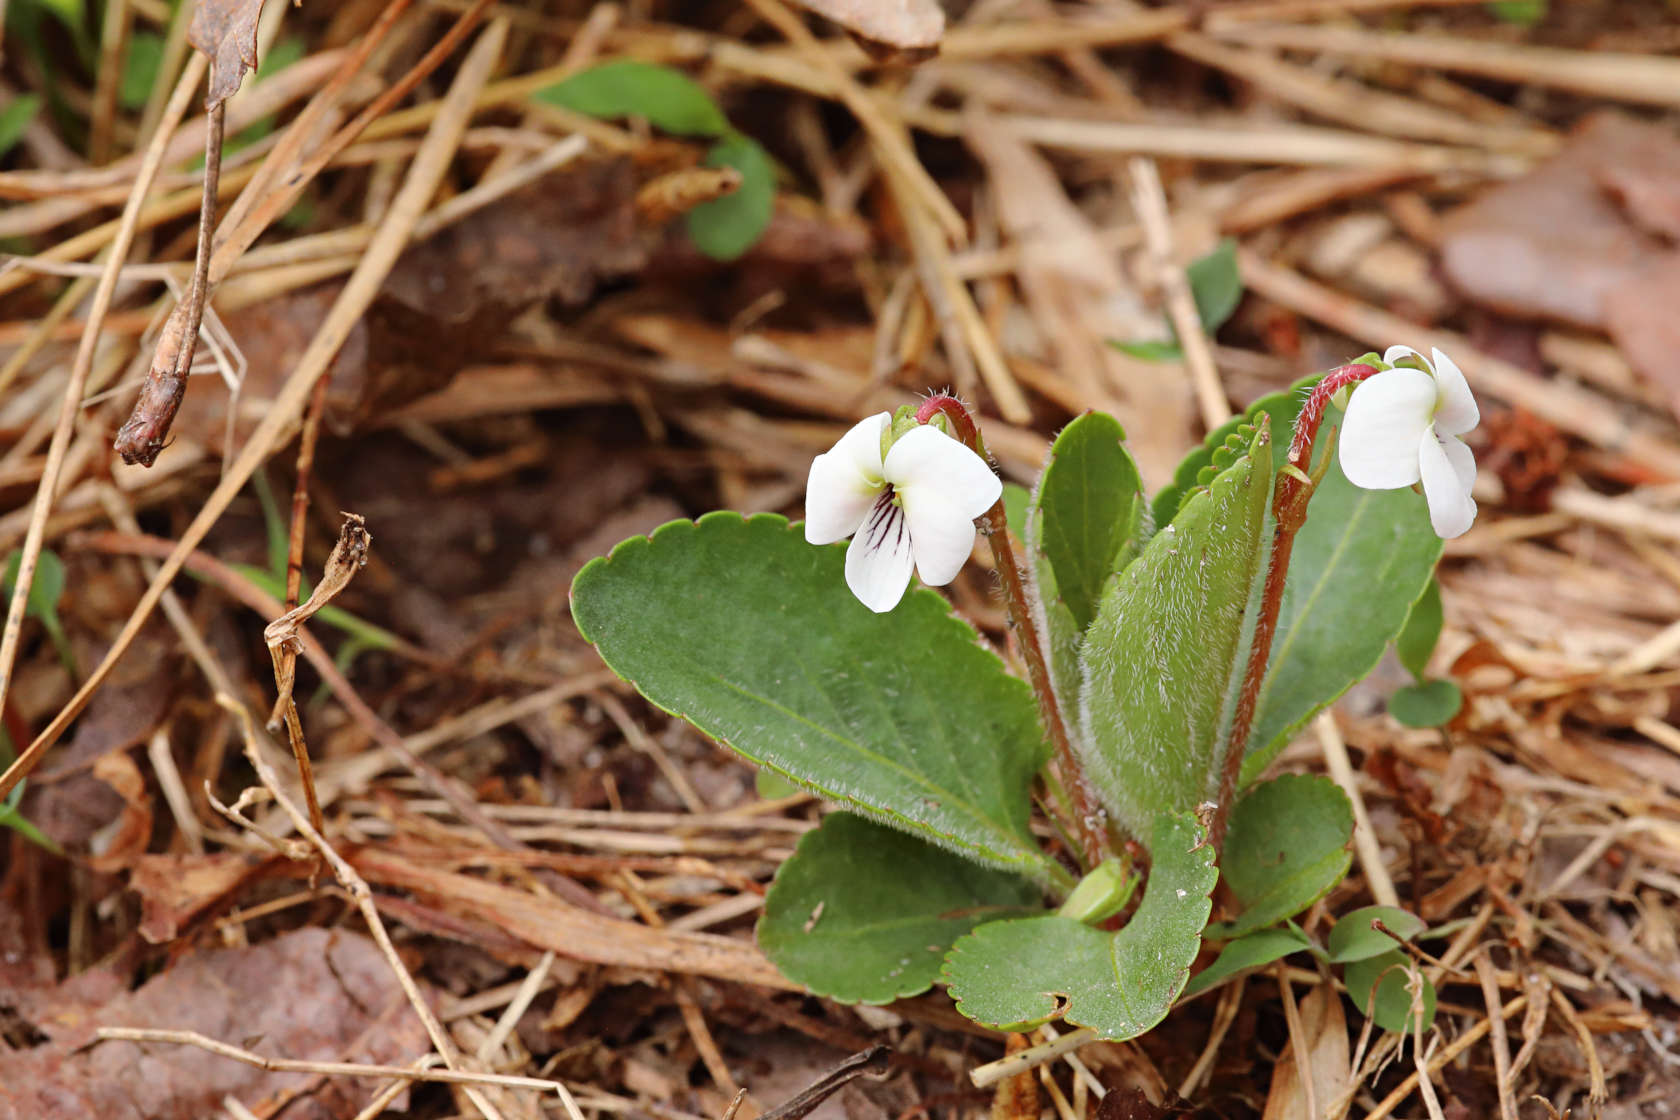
[570, 513, 1055, 878]
[943, 812, 1217, 1039]
[1182, 925, 1313, 998]
[687, 134, 775, 261]
[1327, 905, 1427, 964]
[1031, 412, 1147, 634]
[1345, 949, 1436, 1033]
[1389, 678, 1463, 728]
[1395, 577, 1443, 681]
[533, 60, 730, 137]
[1213, 774, 1352, 939]
[759, 812, 1043, 1004]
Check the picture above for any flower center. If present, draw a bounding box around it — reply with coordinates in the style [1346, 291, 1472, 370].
[864, 488, 907, 546]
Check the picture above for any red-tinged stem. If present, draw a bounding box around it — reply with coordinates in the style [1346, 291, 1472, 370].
[1211, 363, 1378, 851]
[916, 395, 1113, 872]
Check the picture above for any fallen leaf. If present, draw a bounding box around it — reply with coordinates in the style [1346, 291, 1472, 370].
[20, 627, 177, 854]
[189, 0, 273, 108]
[965, 117, 1190, 483]
[787, 0, 943, 56]
[86, 752, 152, 873]
[1439, 112, 1680, 329]
[1604, 254, 1680, 423]
[1261, 982, 1351, 1120]
[1596, 139, 1680, 241]
[130, 852, 273, 943]
[990, 1034, 1040, 1120]
[0, 927, 429, 1120]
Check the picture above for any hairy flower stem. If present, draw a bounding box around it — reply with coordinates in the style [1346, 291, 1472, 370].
[1212, 363, 1378, 852]
[916, 395, 1112, 873]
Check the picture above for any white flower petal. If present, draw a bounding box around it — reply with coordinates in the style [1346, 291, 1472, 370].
[1337, 368, 1437, 489]
[1438, 431, 1477, 493]
[1429, 348, 1479, 435]
[881, 424, 1002, 519]
[844, 493, 916, 612]
[900, 486, 983, 587]
[804, 413, 890, 544]
[1382, 344, 1427, 370]
[1419, 428, 1477, 539]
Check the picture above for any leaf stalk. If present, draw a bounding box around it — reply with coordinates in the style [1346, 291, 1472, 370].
[915, 395, 1113, 873]
[1212, 363, 1378, 851]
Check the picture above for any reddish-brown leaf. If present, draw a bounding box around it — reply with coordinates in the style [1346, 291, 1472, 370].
[1439, 112, 1680, 329]
[0, 928, 429, 1120]
[130, 852, 274, 943]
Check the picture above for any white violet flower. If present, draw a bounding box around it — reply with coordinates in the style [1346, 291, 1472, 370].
[805, 412, 1002, 613]
[1339, 345, 1480, 539]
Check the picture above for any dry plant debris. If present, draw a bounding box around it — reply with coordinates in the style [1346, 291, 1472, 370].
[2, 0, 1680, 1118]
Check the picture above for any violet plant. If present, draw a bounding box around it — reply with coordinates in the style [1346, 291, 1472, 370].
[570, 346, 1478, 1040]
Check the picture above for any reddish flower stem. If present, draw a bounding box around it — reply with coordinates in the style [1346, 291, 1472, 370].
[1211, 363, 1378, 851]
[916, 395, 1112, 872]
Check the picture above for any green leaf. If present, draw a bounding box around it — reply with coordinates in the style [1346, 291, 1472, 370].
[1187, 239, 1242, 333]
[119, 32, 164, 110]
[24, 0, 83, 38]
[1078, 421, 1274, 842]
[1488, 0, 1545, 24]
[1183, 926, 1313, 998]
[1395, 577, 1443, 681]
[944, 811, 1217, 1039]
[1389, 679, 1462, 728]
[1151, 380, 1300, 530]
[0, 795, 60, 853]
[255, 36, 305, 82]
[571, 513, 1057, 879]
[1239, 395, 1444, 782]
[533, 60, 730, 137]
[1001, 483, 1031, 540]
[1151, 370, 1441, 784]
[234, 564, 401, 653]
[1345, 949, 1436, 1033]
[4, 548, 67, 633]
[1108, 339, 1182, 363]
[0, 93, 41, 159]
[759, 812, 1042, 1004]
[687, 133, 774, 261]
[1213, 774, 1352, 939]
[755, 767, 802, 800]
[1327, 905, 1427, 964]
[1031, 412, 1147, 634]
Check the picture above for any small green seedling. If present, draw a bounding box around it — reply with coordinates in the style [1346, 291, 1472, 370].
[533, 60, 775, 260]
[3, 548, 74, 677]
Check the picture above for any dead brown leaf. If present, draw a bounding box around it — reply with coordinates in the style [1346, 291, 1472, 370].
[20, 628, 176, 854]
[86, 751, 153, 873]
[1440, 112, 1677, 330]
[786, 0, 943, 56]
[189, 0, 274, 108]
[1604, 254, 1680, 422]
[990, 1034, 1040, 1120]
[130, 852, 272, 943]
[964, 118, 1190, 482]
[1261, 982, 1350, 1120]
[0, 927, 428, 1120]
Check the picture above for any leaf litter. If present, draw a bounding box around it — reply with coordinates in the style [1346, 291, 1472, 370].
[2, 1, 1680, 1118]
